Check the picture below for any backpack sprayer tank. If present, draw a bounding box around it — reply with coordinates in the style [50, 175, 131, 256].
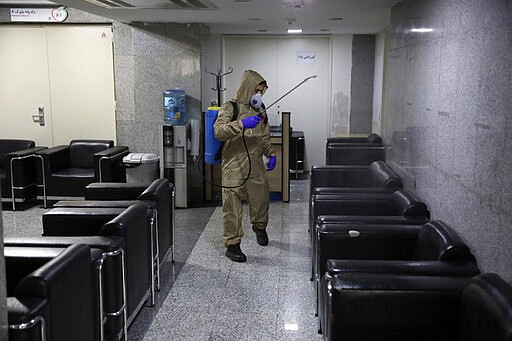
[204, 75, 317, 165]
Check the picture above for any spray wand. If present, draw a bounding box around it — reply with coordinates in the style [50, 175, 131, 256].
[257, 75, 317, 120]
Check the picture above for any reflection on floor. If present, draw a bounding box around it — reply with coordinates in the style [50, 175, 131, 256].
[2, 179, 320, 340]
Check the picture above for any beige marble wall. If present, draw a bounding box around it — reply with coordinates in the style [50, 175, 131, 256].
[113, 22, 202, 155]
[384, 0, 512, 281]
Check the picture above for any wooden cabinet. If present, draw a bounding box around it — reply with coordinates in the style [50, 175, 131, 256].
[265, 112, 290, 202]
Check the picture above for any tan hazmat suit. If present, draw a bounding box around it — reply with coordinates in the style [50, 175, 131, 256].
[213, 70, 275, 247]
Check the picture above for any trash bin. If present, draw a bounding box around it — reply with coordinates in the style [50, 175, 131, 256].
[122, 153, 160, 183]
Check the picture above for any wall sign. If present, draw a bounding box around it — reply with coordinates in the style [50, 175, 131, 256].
[297, 50, 316, 64]
[10, 7, 68, 22]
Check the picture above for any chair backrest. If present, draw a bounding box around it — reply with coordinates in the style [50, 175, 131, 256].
[412, 220, 476, 262]
[460, 273, 512, 341]
[69, 140, 113, 168]
[0, 139, 35, 169]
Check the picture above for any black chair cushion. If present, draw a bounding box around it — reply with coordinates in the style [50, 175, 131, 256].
[69, 140, 113, 169]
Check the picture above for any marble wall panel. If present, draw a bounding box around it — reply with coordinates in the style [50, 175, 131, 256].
[385, 0, 512, 282]
[113, 22, 202, 153]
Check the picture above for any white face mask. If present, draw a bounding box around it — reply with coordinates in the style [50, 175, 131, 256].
[250, 93, 263, 109]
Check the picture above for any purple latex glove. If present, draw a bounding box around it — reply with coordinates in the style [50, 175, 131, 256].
[241, 115, 262, 129]
[267, 155, 277, 171]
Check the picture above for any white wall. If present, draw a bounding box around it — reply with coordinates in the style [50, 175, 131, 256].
[200, 34, 223, 109]
[223, 36, 331, 168]
[200, 34, 357, 169]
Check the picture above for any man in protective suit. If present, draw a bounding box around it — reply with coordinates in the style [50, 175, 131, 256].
[214, 70, 277, 262]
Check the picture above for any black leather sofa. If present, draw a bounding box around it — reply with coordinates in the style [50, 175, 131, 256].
[41, 204, 153, 326]
[35, 140, 129, 202]
[5, 236, 127, 341]
[6, 244, 96, 341]
[322, 273, 512, 341]
[326, 134, 386, 166]
[317, 220, 480, 335]
[0, 139, 47, 210]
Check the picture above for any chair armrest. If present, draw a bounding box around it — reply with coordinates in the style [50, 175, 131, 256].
[94, 145, 129, 158]
[85, 182, 148, 200]
[4, 147, 48, 189]
[94, 146, 130, 182]
[36, 145, 70, 173]
[317, 215, 429, 225]
[5, 146, 47, 158]
[7, 297, 48, 340]
[42, 207, 125, 236]
[99, 204, 151, 317]
[325, 259, 480, 277]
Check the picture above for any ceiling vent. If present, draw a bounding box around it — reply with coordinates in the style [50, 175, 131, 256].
[88, 0, 217, 9]
[168, 0, 215, 8]
[84, 0, 134, 8]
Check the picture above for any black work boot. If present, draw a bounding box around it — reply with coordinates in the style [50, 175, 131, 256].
[225, 242, 247, 262]
[252, 226, 269, 246]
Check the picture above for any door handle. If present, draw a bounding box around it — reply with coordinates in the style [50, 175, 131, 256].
[32, 107, 45, 126]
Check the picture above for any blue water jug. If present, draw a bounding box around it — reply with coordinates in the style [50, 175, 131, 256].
[205, 107, 222, 165]
[163, 89, 186, 125]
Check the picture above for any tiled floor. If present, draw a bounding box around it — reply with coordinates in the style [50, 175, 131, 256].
[2, 178, 321, 340]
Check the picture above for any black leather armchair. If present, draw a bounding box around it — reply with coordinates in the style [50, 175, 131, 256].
[326, 134, 386, 165]
[41, 204, 153, 327]
[310, 189, 430, 283]
[5, 236, 127, 341]
[6, 244, 96, 341]
[36, 140, 129, 202]
[322, 273, 511, 341]
[317, 220, 480, 335]
[83, 178, 174, 264]
[0, 139, 47, 210]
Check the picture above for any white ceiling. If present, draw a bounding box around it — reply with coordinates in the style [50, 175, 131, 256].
[1, 0, 401, 34]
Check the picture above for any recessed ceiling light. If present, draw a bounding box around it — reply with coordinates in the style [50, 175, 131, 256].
[287, 28, 302, 33]
[329, 17, 343, 21]
[284, 323, 299, 331]
[410, 28, 434, 32]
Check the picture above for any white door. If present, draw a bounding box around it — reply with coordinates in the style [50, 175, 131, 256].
[0, 25, 116, 147]
[224, 36, 330, 168]
[0, 25, 53, 146]
[46, 25, 116, 145]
